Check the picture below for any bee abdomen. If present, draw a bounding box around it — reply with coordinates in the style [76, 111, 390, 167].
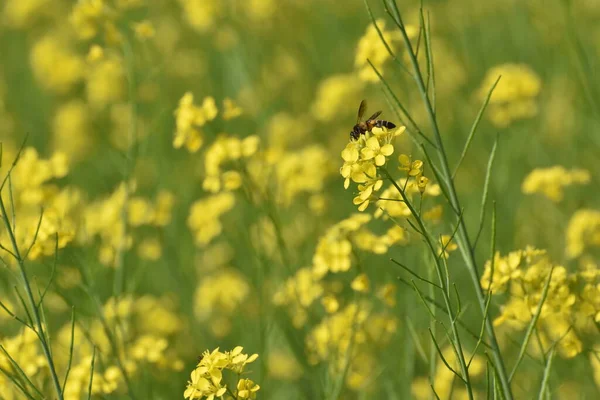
[374, 120, 396, 129]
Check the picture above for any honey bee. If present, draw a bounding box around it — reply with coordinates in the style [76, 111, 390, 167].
[350, 99, 396, 140]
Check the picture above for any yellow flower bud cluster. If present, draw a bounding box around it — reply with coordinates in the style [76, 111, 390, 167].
[477, 63, 541, 127]
[184, 347, 259, 400]
[341, 126, 404, 211]
[522, 165, 590, 202]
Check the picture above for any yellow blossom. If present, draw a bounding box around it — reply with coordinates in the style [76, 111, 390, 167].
[522, 166, 590, 202]
[477, 63, 541, 127]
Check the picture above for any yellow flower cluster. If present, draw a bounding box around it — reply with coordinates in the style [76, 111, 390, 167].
[184, 347, 259, 400]
[306, 302, 397, 389]
[273, 267, 324, 327]
[312, 213, 370, 276]
[188, 192, 236, 247]
[522, 166, 590, 202]
[173, 92, 218, 152]
[83, 183, 174, 265]
[203, 135, 260, 193]
[565, 209, 600, 259]
[0, 329, 46, 395]
[193, 269, 250, 337]
[272, 145, 333, 207]
[275, 213, 404, 328]
[0, 147, 79, 260]
[310, 74, 364, 122]
[355, 19, 417, 82]
[30, 31, 85, 94]
[480, 247, 595, 358]
[341, 126, 404, 211]
[477, 63, 542, 127]
[53, 295, 183, 399]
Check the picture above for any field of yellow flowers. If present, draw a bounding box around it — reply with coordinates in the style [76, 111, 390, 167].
[1, 0, 600, 399]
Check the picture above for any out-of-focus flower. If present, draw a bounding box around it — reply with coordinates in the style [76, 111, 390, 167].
[173, 92, 218, 152]
[188, 192, 235, 247]
[477, 63, 541, 127]
[311, 74, 364, 122]
[565, 209, 600, 259]
[194, 269, 250, 337]
[133, 20, 155, 40]
[522, 166, 590, 202]
[30, 32, 85, 94]
[203, 135, 260, 193]
[222, 97, 243, 120]
[355, 19, 417, 82]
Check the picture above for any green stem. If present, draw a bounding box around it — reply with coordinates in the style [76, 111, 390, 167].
[0, 197, 64, 400]
[382, 167, 474, 400]
[388, 3, 513, 397]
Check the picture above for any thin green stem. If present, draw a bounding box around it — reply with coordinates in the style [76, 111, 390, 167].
[0, 196, 64, 400]
[385, 2, 513, 396]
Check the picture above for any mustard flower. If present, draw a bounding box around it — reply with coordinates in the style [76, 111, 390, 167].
[398, 154, 423, 176]
[341, 126, 404, 212]
[173, 92, 218, 153]
[477, 63, 541, 127]
[351, 273, 370, 293]
[184, 347, 259, 399]
[187, 193, 235, 247]
[522, 166, 590, 202]
[222, 97, 243, 120]
[565, 209, 600, 259]
[133, 20, 155, 40]
[237, 378, 260, 399]
[355, 19, 417, 82]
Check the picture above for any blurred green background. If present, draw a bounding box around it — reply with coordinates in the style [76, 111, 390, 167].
[1, 0, 600, 398]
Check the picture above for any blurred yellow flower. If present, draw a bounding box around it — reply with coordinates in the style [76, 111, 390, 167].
[188, 193, 235, 247]
[355, 19, 417, 82]
[522, 165, 590, 202]
[311, 73, 364, 122]
[565, 209, 600, 259]
[477, 63, 541, 127]
[133, 20, 155, 40]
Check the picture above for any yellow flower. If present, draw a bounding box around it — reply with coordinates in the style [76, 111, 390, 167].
[522, 166, 590, 202]
[355, 19, 417, 82]
[222, 97, 243, 120]
[133, 20, 155, 40]
[477, 63, 541, 127]
[399, 154, 423, 176]
[351, 273, 370, 293]
[361, 136, 394, 166]
[173, 92, 218, 152]
[565, 209, 600, 259]
[237, 378, 260, 399]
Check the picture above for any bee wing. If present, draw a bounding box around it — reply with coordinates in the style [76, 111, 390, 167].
[357, 99, 367, 124]
[367, 111, 382, 120]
